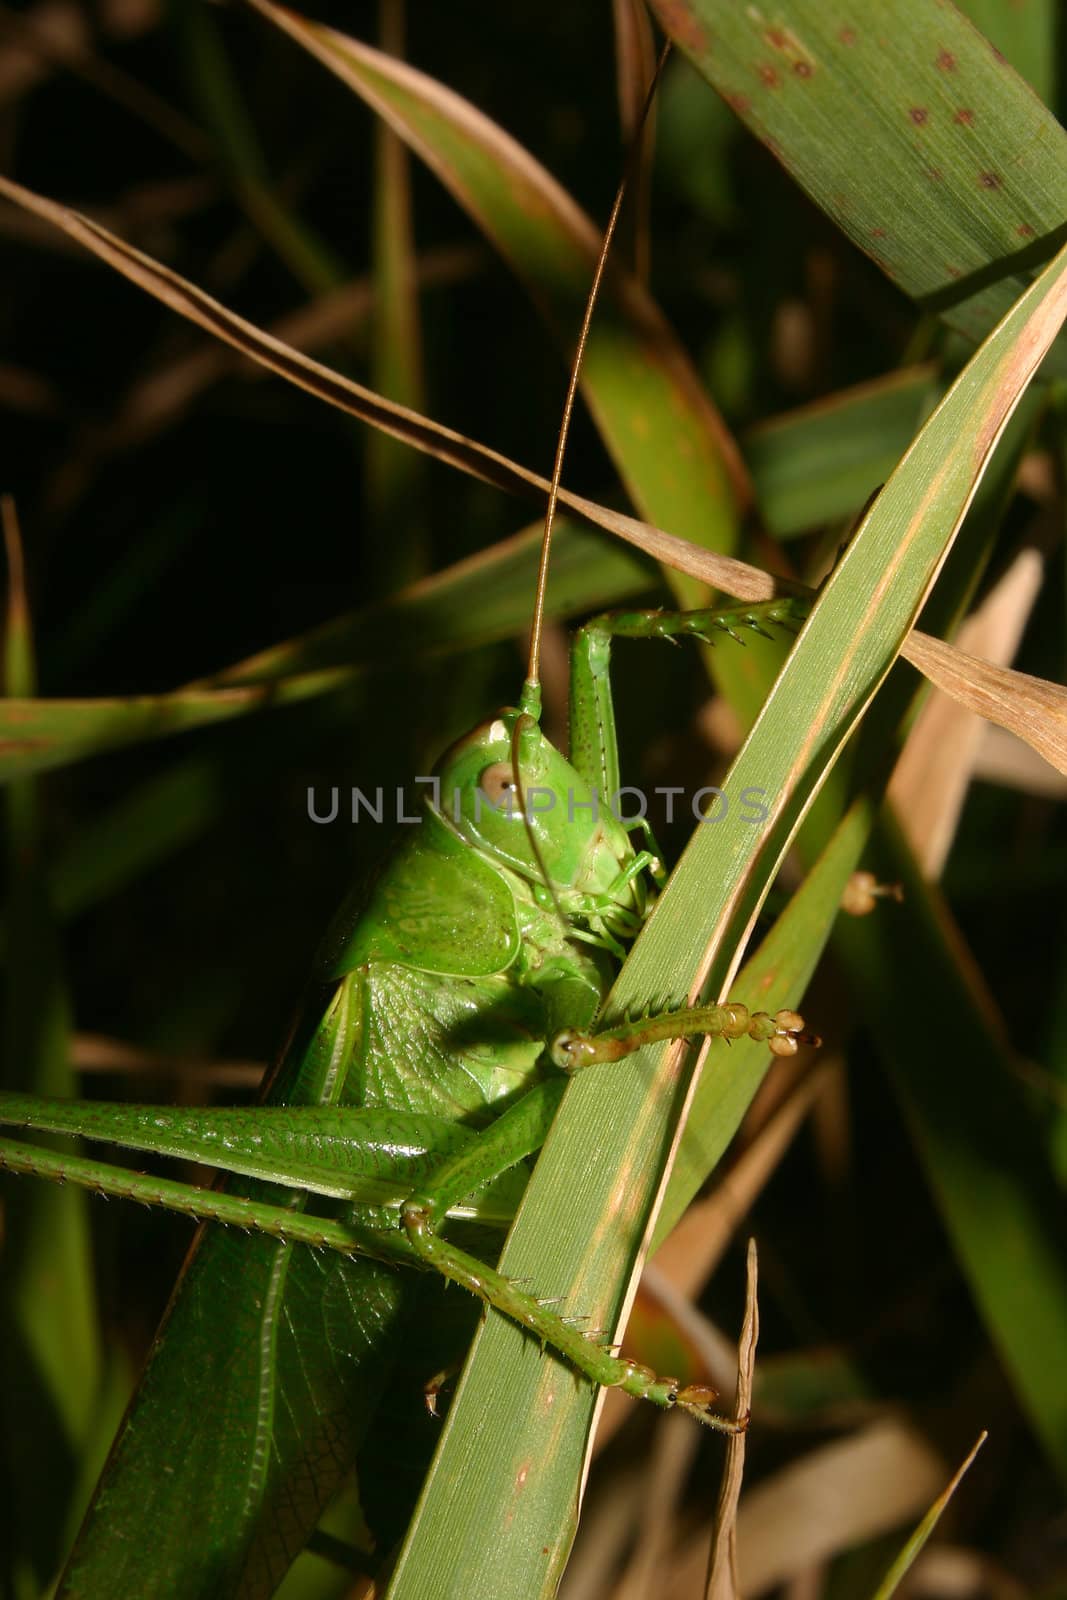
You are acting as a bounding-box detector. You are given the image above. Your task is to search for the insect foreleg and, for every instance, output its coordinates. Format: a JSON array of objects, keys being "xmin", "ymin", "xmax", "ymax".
[{"xmin": 566, "ymin": 596, "xmax": 809, "ymax": 801}]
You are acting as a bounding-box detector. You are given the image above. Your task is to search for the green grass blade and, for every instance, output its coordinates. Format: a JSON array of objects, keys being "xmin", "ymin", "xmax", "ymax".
[
  {"xmin": 743, "ymin": 367, "xmax": 938, "ymax": 539},
  {"xmin": 365, "ymin": 1, "xmax": 428, "ymax": 595},
  {"xmin": 6, "ymin": 165, "xmax": 1060, "ymax": 780},
  {"xmin": 174, "ymin": 3, "xmax": 345, "ymax": 294},
  {"xmin": 869, "ymin": 1433, "xmax": 987, "ymax": 1600},
  {"xmin": 246, "ymin": 0, "xmax": 748, "ymax": 597},
  {"xmin": 0, "ymin": 520, "xmax": 651, "ymax": 782},
  {"xmin": 383, "ymin": 212, "xmax": 1067, "ymax": 1600},
  {"xmin": 837, "ymin": 815, "xmax": 1067, "ymax": 1482},
  {"xmin": 0, "ymin": 502, "xmax": 102, "ymax": 1592},
  {"xmin": 659, "ymin": 382, "xmax": 1041, "ymax": 1235},
  {"xmin": 649, "ymin": 0, "xmax": 1067, "ymax": 368}
]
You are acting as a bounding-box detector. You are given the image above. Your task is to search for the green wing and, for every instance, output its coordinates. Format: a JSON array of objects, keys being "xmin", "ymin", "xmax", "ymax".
[{"xmin": 318, "ymin": 808, "xmax": 522, "ymax": 980}]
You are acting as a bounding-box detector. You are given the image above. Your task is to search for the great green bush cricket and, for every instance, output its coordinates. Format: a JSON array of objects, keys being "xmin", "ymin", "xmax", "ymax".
[{"xmin": 0, "ymin": 43, "xmax": 819, "ymax": 1597}]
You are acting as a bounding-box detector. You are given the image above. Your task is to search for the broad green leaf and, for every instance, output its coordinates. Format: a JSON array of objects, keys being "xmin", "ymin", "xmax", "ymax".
[
  {"xmin": 959, "ymin": 0, "xmax": 1056, "ymax": 104},
  {"xmin": 649, "ymin": 0, "xmax": 1067, "ymax": 369}
]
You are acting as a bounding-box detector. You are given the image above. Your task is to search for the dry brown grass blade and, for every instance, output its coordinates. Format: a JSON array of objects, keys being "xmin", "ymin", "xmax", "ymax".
[
  {"xmin": 903, "ymin": 627, "xmax": 1067, "ymax": 781},
  {"xmin": 611, "ymin": 1417, "xmax": 699, "ymax": 1600},
  {"xmin": 3, "ymin": 173, "xmax": 1065, "ymax": 775},
  {"xmin": 973, "ymin": 723, "xmax": 1067, "ymax": 797},
  {"xmin": 656, "ymin": 1065, "xmax": 833, "ymax": 1305},
  {"xmin": 0, "ymin": 173, "xmax": 756, "ymax": 586},
  {"xmin": 666, "ymin": 1421, "xmax": 947, "ymax": 1599},
  {"xmin": 611, "ymin": 0, "xmax": 656, "ymax": 284},
  {"xmin": 891, "ymin": 548, "xmax": 1045, "ymax": 874},
  {"xmin": 71, "ymin": 1033, "xmax": 264, "ymax": 1088},
  {"xmin": 901, "ymin": 1544, "xmax": 1025, "ymax": 1600},
  {"xmin": 1, "ymin": 494, "xmax": 28, "ymax": 646},
  {"xmin": 704, "ymin": 1238, "xmax": 759, "ymax": 1600}
]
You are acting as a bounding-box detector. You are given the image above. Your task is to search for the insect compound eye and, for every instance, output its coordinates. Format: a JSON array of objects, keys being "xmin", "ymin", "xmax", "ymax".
[{"xmin": 477, "ymin": 761, "xmax": 522, "ymax": 818}]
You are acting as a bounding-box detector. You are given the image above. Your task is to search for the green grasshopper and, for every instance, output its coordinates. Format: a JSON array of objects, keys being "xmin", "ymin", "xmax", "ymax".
[{"xmin": 0, "ymin": 72, "xmax": 816, "ymax": 1600}]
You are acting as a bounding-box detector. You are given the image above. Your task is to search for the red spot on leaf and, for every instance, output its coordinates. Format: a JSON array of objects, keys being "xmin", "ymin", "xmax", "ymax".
[
  {"xmin": 954, "ymin": 107, "xmax": 975, "ymax": 125},
  {"xmin": 758, "ymin": 63, "xmax": 780, "ymax": 87},
  {"xmin": 871, "ymin": 226, "xmax": 887, "ymax": 238},
  {"xmin": 727, "ymin": 91, "xmax": 751, "ymax": 115},
  {"xmin": 936, "ymin": 49, "xmax": 956, "ymax": 70},
  {"xmin": 767, "ymin": 26, "xmax": 786, "ymax": 47},
  {"xmin": 793, "ymin": 59, "xmax": 813, "ymax": 78},
  {"xmin": 927, "ymin": 167, "xmax": 944, "ymax": 181},
  {"xmin": 651, "ymin": 0, "xmax": 710, "ymax": 55},
  {"xmin": 839, "ymin": 26, "xmax": 857, "ymax": 44},
  {"xmin": 1017, "ymin": 222, "xmax": 1036, "ymax": 238},
  {"xmin": 991, "ymin": 43, "xmax": 1007, "ymax": 64},
  {"xmin": 946, "ymin": 265, "xmax": 962, "ymax": 278},
  {"xmin": 979, "ymin": 171, "xmax": 1001, "ymax": 189},
  {"xmin": 909, "ymin": 106, "xmax": 928, "ymax": 124}
]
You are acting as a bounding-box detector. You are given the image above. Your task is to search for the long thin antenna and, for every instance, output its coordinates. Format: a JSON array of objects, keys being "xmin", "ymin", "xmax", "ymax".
[{"xmin": 524, "ymin": 40, "xmax": 669, "ymax": 695}]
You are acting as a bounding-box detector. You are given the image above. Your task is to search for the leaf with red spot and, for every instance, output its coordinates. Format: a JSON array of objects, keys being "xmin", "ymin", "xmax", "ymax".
[{"xmin": 648, "ymin": 0, "xmax": 1067, "ymax": 370}]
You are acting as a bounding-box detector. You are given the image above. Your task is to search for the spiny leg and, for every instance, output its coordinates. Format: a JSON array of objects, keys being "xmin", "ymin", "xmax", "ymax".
[
  {"xmin": 0, "ymin": 1090, "xmax": 745, "ymax": 1428},
  {"xmin": 551, "ymin": 1001, "xmax": 820, "ymax": 1070},
  {"xmin": 397, "ymin": 1078, "xmax": 742, "ymax": 1431},
  {"xmin": 567, "ymin": 596, "xmax": 809, "ymax": 799}
]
